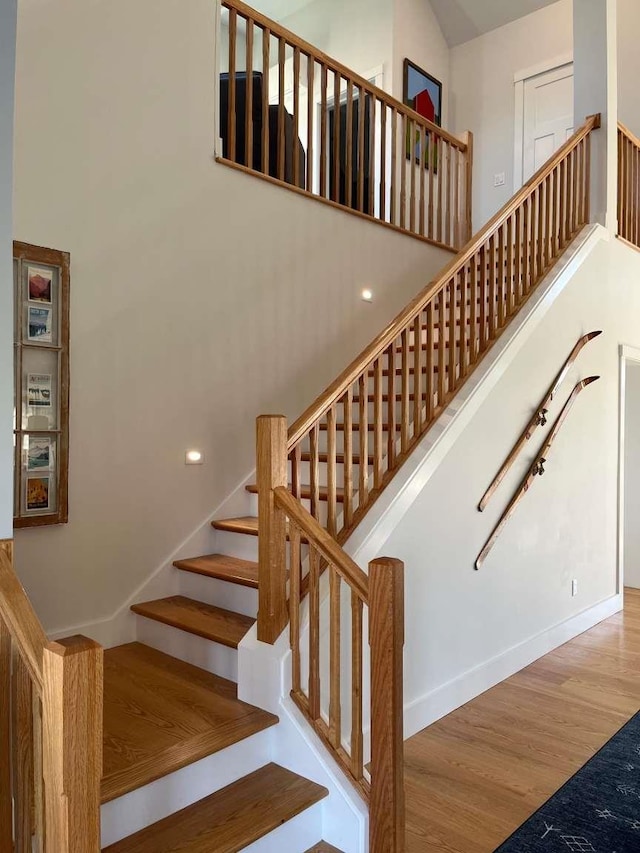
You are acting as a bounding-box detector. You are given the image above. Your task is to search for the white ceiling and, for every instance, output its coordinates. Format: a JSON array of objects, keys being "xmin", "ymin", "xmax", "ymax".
[{"xmin": 429, "ymin": 0, "xmax": 562, "ymax": 47}]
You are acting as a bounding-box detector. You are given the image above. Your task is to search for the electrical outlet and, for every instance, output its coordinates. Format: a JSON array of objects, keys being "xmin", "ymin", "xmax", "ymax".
[
  {"xmin": 572, "ymin": 579, "xmax": 578, "ymax": 597},
  {"xmin": 494, "ymin": 172, "xmax": 506, "ymax": 188}
]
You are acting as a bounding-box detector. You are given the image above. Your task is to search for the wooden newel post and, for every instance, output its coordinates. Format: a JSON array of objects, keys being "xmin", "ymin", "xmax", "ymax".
[
  {"xmin": 42, "ymin": 635, "xmax": 103, "ymax": 853},
  {"xmin": 369, "ymin": 557, "xmax": 405, "ymax": 853},
  {"xmin": 460, "ymin": 130, "xmax": 474, "ymax": 245},
  {"xmin": 256, "ymin": 415, "xmax": 288, "ymax": 644},
  {"xmin": 0, "ymin": 617, "xmax": 11, "ymax": 852}
]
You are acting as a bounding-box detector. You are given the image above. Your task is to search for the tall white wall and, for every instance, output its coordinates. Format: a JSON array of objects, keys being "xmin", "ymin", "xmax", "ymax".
[
  {"xmin": 624, "ymin": 361, "xmax": 640, "ymax": 589},
  {"xmin": 392, "ymin": 0, "xmax": 450, "ymax": 126},
  {"xmin": 450, "ymin": 0, "xmax": 573, "ymax": 230},
  {"xmin": 11, "ymin": 0, "xmax": 451, "ymax": 633},
  {"xmin": 0, "ymin": 0, "xmax": 17, "ymax": 541},
  {"xmin": 617, "ymin": 0, "xmax": 640, "ymax": 137},
  {"xmin": 375, "ymin": 233, "xmax": 637, "ymax": 720}
]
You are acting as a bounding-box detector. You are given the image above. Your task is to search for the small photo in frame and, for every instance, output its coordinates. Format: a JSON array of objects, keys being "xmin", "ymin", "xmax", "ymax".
[
  {"xmin": 27, "ymin": 437, "xmax": 52, "ymax": 471},
  {"xmin": 27, "ymin": 373, "xmax": 52, "ymax": 408},
  {"xmin": 28, "ymin": 267, "xmax": 53, "ymax": 303},
  {"xmin": 28, "ymin": 306, "xmax": 53, "ymax": 343},
  {"xmin": 403, "ymin": 59, "xmax": 443, "ymax": 170},
  {"xmin": 26, "ymin": 476, "xmax": 50, "ymax": 512}
]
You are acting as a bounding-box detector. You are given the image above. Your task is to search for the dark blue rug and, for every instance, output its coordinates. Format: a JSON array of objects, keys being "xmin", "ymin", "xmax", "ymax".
[{"xmin": 494, "ymin": 711, "xmax": 640, "ymax": 852}]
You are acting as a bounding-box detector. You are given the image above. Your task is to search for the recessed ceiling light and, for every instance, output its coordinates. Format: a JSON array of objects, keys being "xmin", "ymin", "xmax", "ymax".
[
  {"xmin": 185, "ymin": 450, "xmax": 204, "ymax": 465},
  {"xmin": 361, "ymin": 289, "xmax": 373, "ymax": 302}
]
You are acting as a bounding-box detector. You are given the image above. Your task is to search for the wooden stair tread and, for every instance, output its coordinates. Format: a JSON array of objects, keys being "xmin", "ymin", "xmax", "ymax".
[
  {"xmin": 174, "ymin": 554, "xmax": 259, "ymax": 588},
  {"xmin": 304, "ymin": 844, "xmax": 345, "ymax": 853},
  {"xmin": 101, "ymin": 643, "xmax": 277, "ymax": 804},
  {"xmin": 102, "ymin": 763, "xmax": 328, "ymax": 853},
  {"xmin": 246, "ymin": 483, "xmax": 345, "ymax": 503},
  {"xmin": 212, "ymin": 516, "xmax": 308, "ymax": 542},
  {"xmin": 131, "ymin": 597, "xmax": 254, "ymax": 647}
]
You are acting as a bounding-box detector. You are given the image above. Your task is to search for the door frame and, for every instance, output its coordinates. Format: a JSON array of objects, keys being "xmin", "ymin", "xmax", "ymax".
[
  {"xmin": 513, "ymin": 53, "xmax": 573, "ymax": 190},
  {"xmin": 618, "ymin": 344, "xmax": 640, "ymax": 594}
]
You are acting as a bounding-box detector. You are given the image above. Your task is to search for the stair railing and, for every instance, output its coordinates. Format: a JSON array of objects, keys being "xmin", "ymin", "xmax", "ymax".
[
  {"xmin": 218, "ymin": 0, "xmax": 472, "ymax": 251},
  {"xmin": 256, "ymin": 416, "xmax": 405, "ymax": 853},
  {"xmin": 618, "ymin": 121, "xmax": 640, "ymax": 248},
  {"xmin": 0, "ymin": 542, "xmax": 103, "ymax": 853}
]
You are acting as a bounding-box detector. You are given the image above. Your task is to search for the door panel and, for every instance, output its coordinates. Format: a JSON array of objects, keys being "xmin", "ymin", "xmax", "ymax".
[{"xmin": 522, "ymin": 63, "xmax": 574, "ymax": 181}]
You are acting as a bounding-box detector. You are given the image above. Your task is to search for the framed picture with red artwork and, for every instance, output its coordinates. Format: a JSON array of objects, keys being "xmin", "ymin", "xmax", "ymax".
[{"xmin": 403, "ymin": 58, "xmax": 442, "ymax": 170}]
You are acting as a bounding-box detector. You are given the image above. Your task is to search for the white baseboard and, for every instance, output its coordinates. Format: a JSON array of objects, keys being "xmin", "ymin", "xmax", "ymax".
[{"xmin": 403, "ymin": 592, "xmax": 623, "ymax": 740}]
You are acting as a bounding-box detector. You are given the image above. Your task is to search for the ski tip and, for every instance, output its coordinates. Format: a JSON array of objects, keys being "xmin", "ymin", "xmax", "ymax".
[
  {"xmin": 586, "ymin": 330, "xmax": 603, "ymax": 340},
  {"xmin": 583, "ymin": 375, "xmax": 600, "ymax": 386}
]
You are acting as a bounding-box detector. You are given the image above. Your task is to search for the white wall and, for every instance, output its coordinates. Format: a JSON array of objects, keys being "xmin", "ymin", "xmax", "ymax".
[
  {"xmin": 617, "ymin": 0, "xmax": 640, "ymax": 138},
  {"xmin": 450, "ymin": 0, "xmax": 573, "ymax": 230},
  {"xmin": 392, "ymin": 0, "xmax": 450, "ymax": 126},
  {"xmin": 624, "ymin": 361, "xmax": 640, "ymax": 589},
  {"xmin": 374, "ymin": 233, "xmax": 640, "ymax": 718},
  {"xmin": 11, "ymin": 0, "xmax": 451, "ymax": 633},
  {"xmin": 0, "ymin": 0, "xmax": 17, "ymax": 541},
  {"xmin": 278, "ymin": 0, "xmax": 395, "ymax": 88}
]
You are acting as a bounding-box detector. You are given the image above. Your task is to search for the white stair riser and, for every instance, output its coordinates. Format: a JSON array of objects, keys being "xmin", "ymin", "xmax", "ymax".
[
  {"xmin": 100, "ymin": 729, "xmax": 273, "ymax": 847},
  {"xmin": 136, "ymin": 616, "xmax": 238, "ymax": 682},
  {"xmin": 239, "ymin": 802, "xmax": 324, "ymax": 852},
  {"xmin": 214, "ymin": 529, "xmax": 260, "ymax": 562},
  {"xmin": 178, "ymin": 570, "xmax": 258, "ymax": 618}
]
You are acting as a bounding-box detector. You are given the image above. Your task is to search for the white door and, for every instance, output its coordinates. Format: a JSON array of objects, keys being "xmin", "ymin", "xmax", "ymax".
[{"xmin": 521, "ymin": 63, "xmax": 574, "ymax": 183}]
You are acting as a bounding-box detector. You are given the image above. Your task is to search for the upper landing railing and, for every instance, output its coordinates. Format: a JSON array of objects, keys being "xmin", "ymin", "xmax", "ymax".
[
  {"xmin": 217, "ymin": 0, "xmax": 473, "ymax": 251},
  {"xmin": 618, "ymin": 121, "xmax": 640, "ymax": 249}
]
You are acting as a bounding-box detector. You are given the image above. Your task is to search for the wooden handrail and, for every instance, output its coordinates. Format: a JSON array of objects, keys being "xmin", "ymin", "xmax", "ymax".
[
  {"xmin": 288, "ymin": 113, "xmax": 601, "ymax": 449},
  {"xmin": 222, "ymin": 0, "xmax": 466, "ymax": 153},
  {"xmin": 0, "ymin": 550, "xmax": 46, "ymax": 693},
  {"xmin": 274, "ymin": 486, "xmax": 369, "ymax": 602}
]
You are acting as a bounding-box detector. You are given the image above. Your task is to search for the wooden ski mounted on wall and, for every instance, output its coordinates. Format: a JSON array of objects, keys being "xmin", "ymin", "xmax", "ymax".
[
  {"xmin": 478, "ymin": 331, "xmax": 602, "ymax": 512},
  {"xmin": 475, "ymin": 376, "xmax": 600, "ymax": 570}
]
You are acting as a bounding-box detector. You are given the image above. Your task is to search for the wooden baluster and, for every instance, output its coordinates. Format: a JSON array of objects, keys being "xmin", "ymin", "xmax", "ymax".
[
  {"xmin": 307, "ymin": 57, "xmax": 314, "ymax": 192},
  {"xmin": 320, "ymin": 65, "xmax": 328, "ymax": 197},
  {"xmin": 358, "ymin": 373, "xmax": 369, "ymax": 509},
  {"xmin": 261, "ymin": 27, "xmax": 270, "ymax": 175},
  {"xmin": 419, "ymin": 126, "xmax": 426, "ymax": 237},
  {"xmin": 350, "ymin": 590, "xmax": 364, "ymax": 782},
  {"xmin": 400, "ymin": 328, "xmax": 410, "ymax": 453},
  {"xmin": 413, "ymin": 315, "xmax": 423, "ymax": 436},
  {"xmin": 522, "ymin": 197, "xmax": 531, "ymax": 296},
  {"xmin": 293, "ymin": 47, "xmax": 301, "ymax": 188},
  {"xmin": 548, "ymin": 167, "xmax": 556, "ymax": 260},
  {"xmin": 438, "ymin": 289, "xmax": 446, "ymax": 406},
  {"xmin": 333, "ymin": 71, "xmax": 341, "ymax": 203},
  {"xmin": 463, "ymin": 131, "xmax": 474, "ymax": 243},
  {"xmin": 310, "ymin": 423, "xmax": 320, "ymax": 521},
  {"xmin": 617, "ymin": 132, "xmax": 623, "ymax": 236},
  {"xmin": 245, "ymin": 19, "xmax": 254, "ymax": 169},
  {"xmin": 256, "ymin": 415, "xmax": 288, "ymax": 644},
  {"xmin": 290, "ymin": 526, "xmax": 302, "ymax": 694},
  {"xmin": 409, "ymin": 119, "xmax": 416, "ymax": 233},
  {"xmin": 428, "ymin": 131, "xmax": 435, "ymax": 240},
  {"xmin": 358, "ymin": 85, "xmax": 366, "ymax": 213},
  {"xmin": 514, "ymin": 207, "xmax": 523, "ymax": 306},
  {"xmin": 13, "ymin": 651, "xmax": 33, "ymax": 853},
  {"xmin": 460, "ymin": 264, "xmax": 468, "ymax": 378},
  {"xmin": 479, "ymin": 244, "xmax": 488, "ymax": 351},
  {"xmin": 469, "ymin": 252, "xmax": 479, "ymax": 366},
  {"xmin": 0, "ymin": 618, "xmax": 11, "ymax": 852},
  {"xmin": 561, "ymin": 158, "xmax": 568, "ymax": 247},
  {"xmin": 507, "ymin": 215, "xmax": 515, "ymax": 316},
  {"xmin": 400, "ymin": 115, "xmax": 407, "ymax": 229},
  {"xmin": 329, "ymin": 567, "xmax": 341, "ymax": 750},
  {"xmin": 386, "ymin": 344, "xmax": 396, "ymax": 469},
  {"xmin": 488, "ymin": 235, "xmax": 497, "ymax": 339},
  {"xmin": 291, "ymin": 444, "xmax": 302, "ymax": 501},
  {"xmin": 390, "ymin": 108, "xmax": 398, "ymax": 225},
  {"xmin": 437, "ymin": 134, "xmax": 444, "ymax": 244},
  {"xmin": 426, "ymin": 301, "xmax": 435, "ymax": 421},
  {"xmin": 374, "ymin": 357, "xmax": 384, "ymax": 489},
  {"xmin": 278, "ymin": 38, "xmax": 286, "ymax": 182},
  {"xmin": 344, "ymin": 386, "xmax": 354, "ymax": 528},
  {"xmin": 578, "ymin": 139, "xmax": 585, "ymax": 226},
  {"xmin": 327, "ymin": 405, "xmax": 338, "ymax": 537},
  {"xmin": 228, "ymin": 9, "xmax": 237, "ymax": 162},
  {"xmin": 537, "ymin": 182, "xmax": 545, "ymax": 277},
  {"xmin": 448, "ymin": 278, "xmax": 457, "ymax": 393},
  {"xmin": 623, "ymin": 138, "xmax": 628, "ymax": 240},
  {"xmin": 369, "ymin": 557, "xmax": 405, "ymax": 853},
  {"xmin": 369, "ymin": 95, "xmax": 376, "ymax": 217},
  {"xmin": 452, "ymin": 146, "xmax": 460, "ymax": 248},
  {"xmin": 497, "ymin": 225, "xmax": 505, "ymax": 329},
  {"xmin": 42, "ymin": 636, "xmax": 103, "ymax": 853},
  {"xmin": 345, "ymin": 81, "xmax": 354, "ymax": 209},
  {"xmin": 308, "ymin": 547, "xmax": 321, "ymax": 720},
  {"xmin": 380, "ymin": 105, "xmax": 387, "ymax": 221},
  {"xmin": 586, "ymin": 134, "xmax": 592, "ymax": 223},
  {"xmin": 32, "ymin": 693, "xmax": 44, "ymax": 853},
  {"xmin": 445, "ymin": 141, "xmax": 453, "ymax": 247}
]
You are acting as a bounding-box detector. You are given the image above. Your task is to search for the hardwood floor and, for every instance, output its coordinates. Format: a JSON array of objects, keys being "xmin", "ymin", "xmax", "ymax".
[{"xmin": 404, "ymin": 589, "xmax": 640, "ymax": 852}]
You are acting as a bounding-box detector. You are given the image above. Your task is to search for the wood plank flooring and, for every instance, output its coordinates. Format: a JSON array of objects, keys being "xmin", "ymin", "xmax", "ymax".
[{"xmin": 404, "ymin": 589, "xmax": 640, "ymax": 852}]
